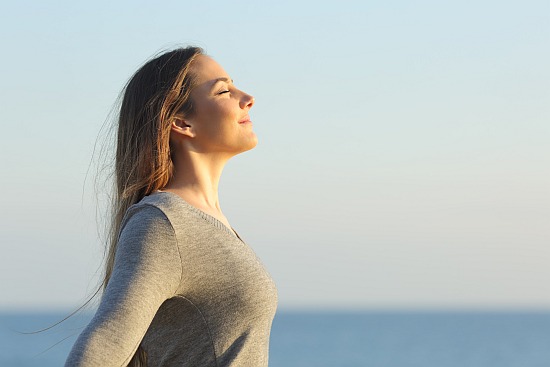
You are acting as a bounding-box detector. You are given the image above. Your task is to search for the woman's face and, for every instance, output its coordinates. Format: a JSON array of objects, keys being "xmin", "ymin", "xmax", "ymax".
[{"xmin": 183, "ymin": 55, "xmax": 257, "ymax": 155}]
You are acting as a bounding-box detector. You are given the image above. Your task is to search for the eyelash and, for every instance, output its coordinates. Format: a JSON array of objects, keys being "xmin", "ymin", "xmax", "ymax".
[{"xmin": 218, "ymin": 90, "xmax": 230, "ymax": 95}]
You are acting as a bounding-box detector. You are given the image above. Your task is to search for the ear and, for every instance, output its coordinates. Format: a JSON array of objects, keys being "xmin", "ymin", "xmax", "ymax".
[{"xmin": 171, "ymin": 117, "xmax": 195, "ymax": 138}]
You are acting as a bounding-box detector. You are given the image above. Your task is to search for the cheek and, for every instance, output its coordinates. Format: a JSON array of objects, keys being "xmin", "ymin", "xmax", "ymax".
[
  {"xmin": 200, "ymin": 100, "xmax": 232, "ymax": 120},
  {"xmin": 214, "ymin": 101, "xmax": 237, "ymax": 120},
  {"xmin": 193, "ymin": 99, "xmax": 238, "ymax": 136}
]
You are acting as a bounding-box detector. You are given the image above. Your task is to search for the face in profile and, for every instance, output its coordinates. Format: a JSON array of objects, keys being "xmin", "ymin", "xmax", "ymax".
[{"xmin": 181, "ymin": 55, "xmax": 257, "ymax": 156}]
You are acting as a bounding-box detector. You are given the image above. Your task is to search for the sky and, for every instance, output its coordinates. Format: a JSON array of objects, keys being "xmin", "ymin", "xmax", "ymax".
[{"xmin": 1, "ymin": 0, "xmax": 549, "ymax": 311}]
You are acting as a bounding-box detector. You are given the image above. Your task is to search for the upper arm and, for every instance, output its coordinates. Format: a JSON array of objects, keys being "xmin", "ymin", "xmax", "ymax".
[{"xmin": 65, "ymin": 205, "xmax": 183, "ymax": 366}]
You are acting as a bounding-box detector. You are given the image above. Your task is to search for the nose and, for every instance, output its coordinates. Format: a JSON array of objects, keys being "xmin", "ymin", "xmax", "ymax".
[{"xmin": 240, "ymin": 91, "xmax": 255, "ymax": 109}]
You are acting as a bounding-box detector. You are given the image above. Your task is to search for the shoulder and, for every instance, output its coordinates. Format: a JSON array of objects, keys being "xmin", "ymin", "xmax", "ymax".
[
  {"xmin": 115, "ymin": 193, "xmax": 184, "ymax": 281},
  {"xmin": 124, "ymin": 191, "xmax": 197, "ymax": 226},
  {"xmin": 117, "ymin": 192, "xmax": 188, "ymax": 260}
]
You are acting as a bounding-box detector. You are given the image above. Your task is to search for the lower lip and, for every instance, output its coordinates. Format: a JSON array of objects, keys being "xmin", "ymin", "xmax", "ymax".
[{"xmin": 239, "ymin": 120, "xmax": 252, "ymax": 125}]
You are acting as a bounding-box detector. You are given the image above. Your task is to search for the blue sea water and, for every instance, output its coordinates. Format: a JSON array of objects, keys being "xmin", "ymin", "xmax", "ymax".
[{"xmin": 1, "ymin": 311, "xmax": 549, "ymax": 366}]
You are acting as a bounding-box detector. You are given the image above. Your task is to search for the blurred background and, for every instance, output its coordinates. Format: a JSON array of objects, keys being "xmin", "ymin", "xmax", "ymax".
[{"xmin": 1, "ymin": 0, "xmax": 549, "ymax": 366}]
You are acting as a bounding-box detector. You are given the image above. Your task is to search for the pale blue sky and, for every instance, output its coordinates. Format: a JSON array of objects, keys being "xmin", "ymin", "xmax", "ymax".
[{"xmin": 1, "ymin": 0, "xmax": 549, "ymax": 310}]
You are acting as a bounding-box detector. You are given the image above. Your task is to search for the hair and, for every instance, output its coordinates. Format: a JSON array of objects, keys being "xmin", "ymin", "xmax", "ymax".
[{"xmin": 105, "ymin": 46, "xmax": 204, "ymax": 366}]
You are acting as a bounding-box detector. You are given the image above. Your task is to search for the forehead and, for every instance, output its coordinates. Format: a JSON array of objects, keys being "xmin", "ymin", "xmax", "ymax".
[{"xmin": 191, "ymin": 55, "xmax": 230, "ymax": 85}]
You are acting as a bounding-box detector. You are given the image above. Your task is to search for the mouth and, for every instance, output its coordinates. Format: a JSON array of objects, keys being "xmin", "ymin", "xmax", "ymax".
[{"xmin": 238, "ymin": 115, "xmax": 252, "ymax": 124}]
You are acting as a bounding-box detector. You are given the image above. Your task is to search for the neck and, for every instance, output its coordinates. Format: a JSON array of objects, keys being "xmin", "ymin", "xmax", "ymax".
[{"xmin": 164, "ymin": 151, "xmax": 230, "ymax": 212}]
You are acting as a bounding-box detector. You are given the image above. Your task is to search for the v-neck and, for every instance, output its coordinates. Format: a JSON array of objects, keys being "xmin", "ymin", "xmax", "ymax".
[{"xmin": 154, "ymin": 191, "xmax": 244, "ymax": 243}]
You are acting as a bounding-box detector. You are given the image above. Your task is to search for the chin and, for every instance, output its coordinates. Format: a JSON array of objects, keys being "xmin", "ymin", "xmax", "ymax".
[{"xmin": 241, "ymin": 137, "xmax": 258, "ymax": 153}]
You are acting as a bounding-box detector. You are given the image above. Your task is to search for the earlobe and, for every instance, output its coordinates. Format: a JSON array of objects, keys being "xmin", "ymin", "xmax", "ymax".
[{"xmin": 171, "ymin": 117, "xmax": 195, "ymax": 138}]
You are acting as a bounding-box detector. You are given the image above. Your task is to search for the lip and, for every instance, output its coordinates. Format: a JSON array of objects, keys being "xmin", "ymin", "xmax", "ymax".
[{"xmin": 238, "ymin": 115, "xmax": 251, "ymax": 124}]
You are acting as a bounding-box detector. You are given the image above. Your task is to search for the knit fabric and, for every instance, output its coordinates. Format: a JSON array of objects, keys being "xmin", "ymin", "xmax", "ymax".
[{"xmin": 65, "ymin": 191, "xmax": 278, "ymax": 366}]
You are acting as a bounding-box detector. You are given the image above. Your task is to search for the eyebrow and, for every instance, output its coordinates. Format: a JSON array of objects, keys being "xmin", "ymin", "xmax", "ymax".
[{"xmin": 211, "ymin": 77, "xmax": 233, "ymax": 88}]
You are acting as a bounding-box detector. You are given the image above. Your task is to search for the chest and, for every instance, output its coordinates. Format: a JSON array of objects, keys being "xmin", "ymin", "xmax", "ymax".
[{"xmin": 174, "ymin": 221, "xmax": 278, "ymax": 318}]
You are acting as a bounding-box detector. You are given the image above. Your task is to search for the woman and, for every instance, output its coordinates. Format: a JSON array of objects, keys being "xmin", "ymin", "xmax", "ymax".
[{"xmin": 65, "ymin": 46, "xmax": 278, "ymax": 366}]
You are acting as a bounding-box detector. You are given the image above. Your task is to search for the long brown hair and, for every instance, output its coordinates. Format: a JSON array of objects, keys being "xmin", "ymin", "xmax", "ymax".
[{"xmin": 104, "ymin": 46, "xmax": 203, "ymax": 366}]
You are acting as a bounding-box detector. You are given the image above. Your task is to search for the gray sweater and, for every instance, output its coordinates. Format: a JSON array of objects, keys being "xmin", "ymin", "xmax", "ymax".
[{"xmin": 65, "ymin": 191, "xmax": 278, "ymax": 366}]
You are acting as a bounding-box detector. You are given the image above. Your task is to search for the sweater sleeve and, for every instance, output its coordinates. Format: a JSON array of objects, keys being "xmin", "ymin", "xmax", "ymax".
[{"xmin": 65, "ymin": 204, "xmax": 183, "ymax": 366}]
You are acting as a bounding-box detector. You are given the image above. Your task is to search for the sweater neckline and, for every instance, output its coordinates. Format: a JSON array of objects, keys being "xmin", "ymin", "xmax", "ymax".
[{"xmin": 153, "ymin": 190, "xmax": 243, "ymax": 242}]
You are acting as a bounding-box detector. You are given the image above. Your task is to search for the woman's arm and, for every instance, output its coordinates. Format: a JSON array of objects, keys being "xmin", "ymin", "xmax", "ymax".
[{"xmin": 65, "ymin": 204, "xmax": 183, "ymax": 366}]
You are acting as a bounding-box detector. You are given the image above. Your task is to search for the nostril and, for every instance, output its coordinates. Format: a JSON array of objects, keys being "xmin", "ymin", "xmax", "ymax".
[{"xmin": 241, "ymin": 94, "xmax": 255, "ymax": 109}]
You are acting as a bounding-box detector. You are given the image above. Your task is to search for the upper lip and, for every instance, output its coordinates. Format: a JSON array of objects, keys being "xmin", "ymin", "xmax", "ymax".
[{"xmin": 238, "ymin": 115, "xmax": 251, "ymax": 123}]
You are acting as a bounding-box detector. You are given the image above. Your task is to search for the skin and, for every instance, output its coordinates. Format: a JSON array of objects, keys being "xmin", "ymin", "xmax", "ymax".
[{"xmin": 163, "ymin": 55, "xmax": 256, "ymax": 229}]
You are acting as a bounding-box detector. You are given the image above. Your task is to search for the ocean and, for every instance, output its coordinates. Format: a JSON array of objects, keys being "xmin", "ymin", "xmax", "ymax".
[{"xmin": 1, "ymin": 311, "xmax": 549, "ymax": 366}]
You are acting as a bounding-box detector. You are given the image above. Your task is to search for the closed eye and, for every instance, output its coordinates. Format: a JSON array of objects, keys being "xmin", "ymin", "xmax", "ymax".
[{"xmin": 218, "ymin": 90, "xmax": 230, "ymax": 95}]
